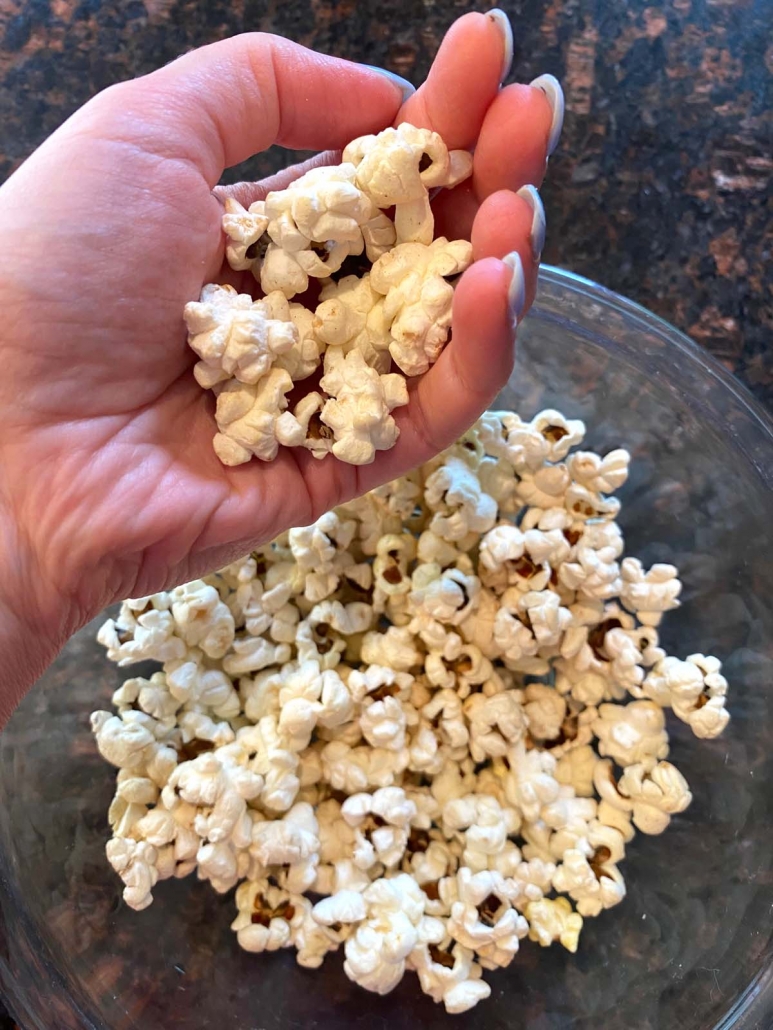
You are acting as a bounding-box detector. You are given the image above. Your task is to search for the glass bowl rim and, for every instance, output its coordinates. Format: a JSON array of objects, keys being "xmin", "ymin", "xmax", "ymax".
[{"xmin": 537, "ymin": 264, "xmax": 773, "ymax": 442}]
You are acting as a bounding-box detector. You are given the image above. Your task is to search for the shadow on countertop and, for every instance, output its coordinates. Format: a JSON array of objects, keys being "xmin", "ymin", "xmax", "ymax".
[{"xmin": 0, "ymin": 0, "xmax": 770, "ymax": 408}]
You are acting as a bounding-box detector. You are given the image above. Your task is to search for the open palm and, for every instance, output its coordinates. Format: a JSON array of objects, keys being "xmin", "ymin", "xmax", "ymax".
[{"xmin": 0, "ymin": 14, "xmax": 556, "ymax": 681}]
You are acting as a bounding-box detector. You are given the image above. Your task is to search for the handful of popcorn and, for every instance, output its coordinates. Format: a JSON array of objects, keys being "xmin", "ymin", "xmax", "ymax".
[
  {"xmin": 92, "ymin": 407, "xmax": 730, "ymax": 1013},
  {"xmin": 185, "ymin": 123, "xmax": 474, "ymax": 466}
]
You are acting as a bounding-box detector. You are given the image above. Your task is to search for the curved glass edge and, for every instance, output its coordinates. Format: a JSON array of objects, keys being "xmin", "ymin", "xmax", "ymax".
[{"xmin": 537, "ymin": 265, "xmax": 773, "ymax": 438}]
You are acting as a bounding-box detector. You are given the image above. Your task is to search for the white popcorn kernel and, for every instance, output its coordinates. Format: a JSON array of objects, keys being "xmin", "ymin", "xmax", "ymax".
[
  {"xmin": 592, "ymin": 700, "xmax": 669, "ymax": 771},
  {"xmin": 213, "ymin": 368, "xmax": 299, "ymax": 465},
  {"xmin": 231, "ymin": 880, "xmax": 302, "ymax": 953},
  {"xmin": 643, "ymin": 653, "xmax": 730, "ymax": 738},
  {"xmin": 370, "ymin": 237, "xmax": 472, "ymax": 375},
  {"xmin": 555, "ymin": 745, "xmax": 598, "ymax": 797},
  {"xmin": 504, "ymin": 743, "xmax": 560, "ymax": 822},
  {"xmin": 223, "ymin": 636, "xmax": 291, "ymax": 677},
  {"xmin": 446, "ymin": 867, "xmax": 529, "ymax": 968},
  {"xmin": 266, "ymin": 164, "xmax": 372, "ymax": 247},
  {"xmin": 341, "ymin": 787, "xmax": 416, "ymax": 870},
  {"xmin": 275, "ymin": 301, "xmax": 323, "ymax": 381},
  {"xmin": 170, "ymin": 580, "xmax": 235, "ymax": 659},
  {"xmin": 315, "ymin": 273, "xmax": 391, "ymax": 372},
  {"xmin": 618, "ymin": 760, "xmax": 692, "ymax": 834},
  {"xmin": 221, "ymin": 197, "xmax": 269, "ymax": 272},
  {"xmin": 409, "ymin": 563, "xmax": 480, "ymax": 626},
  {"xmin": 106, "ymin": 838, "xmax": 160, "ymax": 911},
  {"xmin": 313, "ymin": 890, "xmax": 367, "ymax": 926},
  {"xmin": 344, "ymin": 123, "xmax": 471, "ymax": 246},
  {"xmin": 442, "ymin": 794, "xmax": 516, "ymax": 872},
  {"xmin": 424, "ymin": 457, "xmax": 497, "ymax": 542},
  {"xmin": 559, "ymin": 521, "xmax": 624, "ymax": 600},
  {"xmin": 184, "ymin": 284, "xmax": 297, "ymax": 387},
  {"xmin": 97, "ymin": 607, "xmax": 186, "ymax": 667},
  {"xmin": 319, "ymin": 348, "xmax": 408, "ymax": 465},
  {"xmin": 464, "ymin": 692, "xmax": 526, "ymax": 762},
  {"xmin": 567, "ymin": 448, "xmax": 630, "ymax": 494},
  {"xmin": 552, "ymin": 846, "xmax": 626, "ymax": 918},
  {"xmin": 343, "ymin": 873, "xmax": 433, "ymax": 995},
  {"xmin": 620, "ymin": 557, "xmax": 681, "ymax": 626},
  {"xmin": 360, "ymin": 626, "xmax": 421, "ymax": 670},
  {"xmin": 409, "ymin": 942, "xmax": 491, "ymax": 1013}
]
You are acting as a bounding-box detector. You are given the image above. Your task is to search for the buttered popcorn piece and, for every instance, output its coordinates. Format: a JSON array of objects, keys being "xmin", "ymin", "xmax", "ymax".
[{"xmin": 94, "ymin": 401, "xmax": 732, "ymax": 1013}]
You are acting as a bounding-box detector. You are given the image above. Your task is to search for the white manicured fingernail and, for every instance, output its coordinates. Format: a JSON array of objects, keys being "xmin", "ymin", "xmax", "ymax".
[
  {"xmin": 516, "ymin": 184, "xmax": 546, "ymax": 261},
  {"xmin": 487, "ymin": 9, "xmax": 514, "ymax": 84},
  {"xmin": 503, "ymin": 251, "xmax": 526, "ymax": 326},
  {"xmin": 362, "ymin": 65, "xmax": 416, "ymax": 104},
  {"xmin": 529, "ymin": 73, "xmax": 565, "ymax": 155}
]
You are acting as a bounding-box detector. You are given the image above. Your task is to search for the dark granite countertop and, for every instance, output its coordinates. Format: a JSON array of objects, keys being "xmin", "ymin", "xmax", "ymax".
[{"xmin": 0, "ymin": 0, "xmax": 770, "ymax": 1024}]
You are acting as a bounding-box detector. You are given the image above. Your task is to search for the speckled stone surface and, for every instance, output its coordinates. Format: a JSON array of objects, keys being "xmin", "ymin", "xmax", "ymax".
[{"xmin": 0, "ymin": 1, "xmax": 770, "ymax": 1022}]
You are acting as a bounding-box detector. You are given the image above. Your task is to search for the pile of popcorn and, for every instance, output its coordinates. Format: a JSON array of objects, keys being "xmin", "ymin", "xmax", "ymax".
[
  {"xmin": 91, "ymin": 407, "xmax": 730, "ymax": 1013},
  {"xmin": 184, "ymin": 123, "xmax": 474, "ymax": 466}
]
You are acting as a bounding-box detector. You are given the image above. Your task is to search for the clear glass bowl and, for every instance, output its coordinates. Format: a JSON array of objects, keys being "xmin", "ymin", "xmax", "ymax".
[{"xmin": 2, "ymin": 266, "xmax": 772, "ymax": 1030}]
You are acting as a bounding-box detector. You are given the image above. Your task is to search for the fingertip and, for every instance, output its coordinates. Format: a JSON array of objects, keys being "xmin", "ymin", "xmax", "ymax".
[
  {"xmin": 398, "ymin": 11, "xmax": 504, "ymax": 148},
  {"xmin": 471, "ymin": 189, "xmax": 540, "ymax": 311},
  {"xmin": 358, "ymin": 64, "xmax": 416, "ymax": 105},
  {"xmin": 472, "ymin": 82, "xmax": 555, "ymax": 198}
]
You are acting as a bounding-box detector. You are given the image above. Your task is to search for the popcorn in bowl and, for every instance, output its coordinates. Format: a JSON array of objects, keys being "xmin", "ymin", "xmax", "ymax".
[{"xmin": 93, "ymin": 406, "xmax": 731, "ymax": 1013}]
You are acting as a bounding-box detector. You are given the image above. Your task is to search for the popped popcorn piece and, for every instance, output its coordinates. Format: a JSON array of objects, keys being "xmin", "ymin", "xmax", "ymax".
[
  {"xmin": 170, "ymin": 580, "xmax": 235, "ymax": 659},
  {"xmin": 424, "ymin": 456, "xmax": 498, "ymax": 542},
  {"xmin": 409, "ymin": 942, "xmax": 491, "ymax": 1013},
  {"xmin": 552, "ymin": 846, "xmax": 626, "ymax": 917},
  {"xmin": 184, "ymin": 284, "xmax": 297, "ymax": 388},
  {"xmin": 343, "ymin": 122, "xmax": 472, "ymax": 244},
  {"xmin": 213, "ymin": 368, "xmax": 299, "ymax": 465},
  {"xmin": 315, "ymin": 273, "xmax": 391, "ymax": 372},
  {"xmin": 97, "ymin": 606, "xmax": 186, "ymax": 667},
  {"xmin": 642, "ymin": 653, "xmax": 730, "ymax": 738},
  {"xmin": 231, "ymin": 880, "xmax": 303, "ymax": 953},
  {"xmin": 106, "ymin": 838, "xmax": 160, "ymax": 912},
  {"xmin": 221, "ymin": 197, "xmax": 269, "ymax": 272},
  {"xmin": 442, "ymin": 794, "xmax": 517, "ymax": 871},
  {"xmin": 343, "ymin": 873, "xmax": 441, "ymax": 995},
  {"xmin": 594, "ymin": 758, "xmax": 692, "ymax": 835},
  {"xmin": 341, "ymin": 786, "xmax": 416, "ymax": 869},
  {"xmin": 567, "ymin": 448, "xmax": 630, "ymax": 494},
  {"xmin": 320, "ymin": 348, "xmax": 408, "ymax": 465},
  {"xmin": 525, "ymin": 897, "xmax": 583, "ymax": 952},
  {"xmin": 620, "ymin": 557, "xmax": 682, "ymax": 626},
  {"xmin": 592, "ymin": 700, "xmax": 669, "ymax": 771},
  {"xmin": 370, "ymin": 237, "xmax": 473, "ymax": 375}
]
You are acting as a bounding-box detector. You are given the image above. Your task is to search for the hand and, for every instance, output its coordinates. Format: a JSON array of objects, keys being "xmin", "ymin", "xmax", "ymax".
[{"xmin": 0, "ymin": 12, "xmax": 559, "ymax": 711}]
